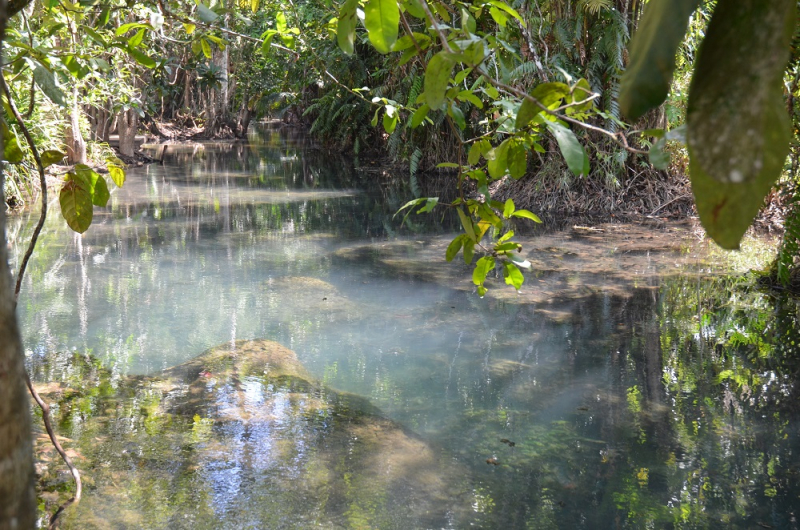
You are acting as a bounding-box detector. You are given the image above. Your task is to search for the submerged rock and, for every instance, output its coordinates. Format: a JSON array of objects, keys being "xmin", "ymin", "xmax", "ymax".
[{"xmin": 39, "ymin": 339, "xmax": 473, "ymax": 529}]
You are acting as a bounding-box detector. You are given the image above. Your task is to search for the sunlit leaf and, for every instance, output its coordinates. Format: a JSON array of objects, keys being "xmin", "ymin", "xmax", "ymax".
[
  {"xmin": 75, "ymin": 164, "xmax": 110, "ymax": 207},
  {"xmin": 107, "ymin": 162, "xmax": 126, "ymax": 187},
  {"xmin": 41, "ymin": 149, "xmax": 66, "ymax": 168},
  {"xmin": 128, "ymin": 28, "xmax": 146, "ymax": 47},
  {"xmin": 516, "ymin": 82, "xmax": 569, "ymax": 130},
  {"xmin": 364, "ymin": 0, "xmax": 399, "ymax": 54},
  {"xmin": 60, "ymin": 173, "xmax": 93, "ymax": 233},
  {"xmin": 510, "ymin": 209, "xmax": 542, "ymax": 223},
  {"xmin": 473, "ymin": 256, "xmax": 495, "ymax": 286},
  {"xmin": 503, "ymin": 198, "xmax": 515, "ymax": 218},
  {"xmin": 546, "ymin": 121, "xmax": 589, "ymax": 177},
  {"xmin": 201, "ymin": 38, "xmax": 212, "ymax": 58},
  {"xmin": 503, "ymin": 262, "xmax": 523, "ymax": 289}
]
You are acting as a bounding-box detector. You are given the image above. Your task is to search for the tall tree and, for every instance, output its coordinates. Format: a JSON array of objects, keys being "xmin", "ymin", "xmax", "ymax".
[{"xmin": 0, "ymin": 0, "xmax": 36, "ymax": 519}]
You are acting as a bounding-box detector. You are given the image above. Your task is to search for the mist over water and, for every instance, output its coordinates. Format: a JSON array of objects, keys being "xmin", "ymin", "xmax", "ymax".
[{"xmin": 12, "ymin": 126, "xmax": 800, "ymax": 529}]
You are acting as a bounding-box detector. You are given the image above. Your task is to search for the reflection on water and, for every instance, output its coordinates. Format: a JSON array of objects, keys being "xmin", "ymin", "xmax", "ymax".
[{"xmin": 12, "ymin": 126, "xmax": 800, "ymax": 528}]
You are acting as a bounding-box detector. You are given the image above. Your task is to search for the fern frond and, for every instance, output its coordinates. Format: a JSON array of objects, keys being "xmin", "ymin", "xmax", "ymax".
[{"xmin": 410, "ymin": 147, "xmax": 423, "ymax": 198}]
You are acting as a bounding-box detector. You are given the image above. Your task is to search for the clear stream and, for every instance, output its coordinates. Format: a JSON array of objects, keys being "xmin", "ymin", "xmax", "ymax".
[{"xmin": 10, "ymin": 126, "xmax": 800, "ymax": 529}]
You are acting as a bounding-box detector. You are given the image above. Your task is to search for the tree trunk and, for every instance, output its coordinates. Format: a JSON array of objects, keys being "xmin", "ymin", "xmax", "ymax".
[
  {"xmin": 0, "ymin": 128, "xmax": 36, "ymax": 530},
  {"xmin": 65, "ymin": 85, "xmax": 87, "ymax": 165},
  {"xmin": 236, "ymin": 106, "xmax": 251, "ymax": 138},
  {"xmin": 117, "ymin": 108, "xmax": 138, "ymax": 157}
]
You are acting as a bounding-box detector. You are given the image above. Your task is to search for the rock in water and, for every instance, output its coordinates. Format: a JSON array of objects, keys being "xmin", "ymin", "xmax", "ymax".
[{"xmin": 44, "ymin": 339, "xmax": 473, "ymax": 529}]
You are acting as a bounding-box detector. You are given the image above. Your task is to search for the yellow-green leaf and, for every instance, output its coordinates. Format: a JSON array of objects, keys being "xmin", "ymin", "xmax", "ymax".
[{"xmin": 364, "ymin": 0, "xmax": 399, "ymax": 54}]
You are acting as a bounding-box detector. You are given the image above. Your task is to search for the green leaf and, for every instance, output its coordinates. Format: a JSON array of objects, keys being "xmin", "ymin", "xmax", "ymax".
[
  {"xmin": 276, "ymin": 11, "xmax": 288, "ymax": 33},
  {"xmin": 546, "ymin": 121, "xmax": 589, "ymax": 177},
  {"xmin": 503, "ymin": 198, "xmax": 514, "ymax": 218},
  {"xmin": 437, "ymin": 163, "xmax": 460, "ymax": 168},
  {"xmin": 107, "ymin": 162, "xmax": 126, "ymax": 187},
  {"xmin": 398, "ymin": 47, "xmax": 419, "ymax": 66},
  {"xmin": 483, "ymin": 0, "xmax": 525, "ymax": 26},
  {"xmin": 81, "ymin": 25, "xmax": 108, "ymax": 47},
  {"xmin": 449, "ymin": 104, "xmax": 466, "ymax": 130},
  {"xmin": 467, "ymin": 142, "xmax": 482, "ymax": 165},
  {"xmin": 128, "ymin": 28, "xmax": 146, "ymax": 47},
  {"xmin": 516, "ymin": 82, "xmax": 569, "ymax": 129},
  {"xmin": 508, "ymin": 252, "xmax": 532, "ymax": 269},
  {"xmin": 200, "ymin": 38, "xmax": 212, "ymax": 58},
  {"xmin": 75, "ymin": 164, "xmax": 110, "ymax": 207},
  {"xmin": 41, "ymin": 149, "xmax": 65, "ymax": 168},
  {"xmin": 337, "ymin": 0, "xmax": 359, "ymax": 55},
  {"xmin": 618, "ymin": 0, "xmax": 701, "ymax": 120},
  {"xmin": 456, "ymin": 207, "xmax": 476, "ymax": 241},
  {"xmin": 649, "ymin": 138, "xmax": 669, "ymax": 170},
  {"xmin": 487, "ymin": 139, "xmax": 510, "ymax": 179},
  {"xmin": 489, "ymin": 7, "xmax": 508, "ymax": 27},
  {"xmin": 60, "ymin": 173, "xmax": 94, "ymax": 233},
  {"xmin": 686, "ymin": 0, "xmax": 795, "ymax": 249},
  {"xmin": 424, "ymin": 52, "xmax": 455, "ymax": 110},
  {"xmin": 116, "ymin": 22, "xmax": 150, "ymax": 36},
  {"xmin": 261, "ymin": 31, "xmax": 278, "ymax": 54},
  {"xmin": 3, "ymin": 134, "xmax": 23, "ymax": 164},
  {"xmin": 503, "ymin": 262, "xmax": 524, "ymax": 290},
  {"xmin": 195, "ymin": 3, "xmax": 219, "ymax": 23},
  {"xmin": 205, "ymin": 35, "xmax": 226, "ymax": 49},
  {"xmin": 473, "ymin": 256, "xmax": 495, "ymax": 286},
  {"xmin": 128, "ymin": 47, "xmax": 156, "ymax": 68},
  {"xmin": 507, "ymin": 141, "xmax": 527, "ymax": 179},
  {"xmin": 568, "ymin": 78, "xmax": 594, "ymax": 113},
  {"xmin": 410, "ymin": 104, "xmax": 430, "ymax": 128},
  {"xmin": 458, "ymin": 90, "xmax": 483, "ymax": 109},
  {"xmin": 463, "ymin": 239, "xmax": 475, "ymax": 264},
  {"xmin": 417, "ymin": 197, "xmax": 439, "ymax": 213},
  {"xmin": 446, "ymin": 235, "xmax": 464, "ymax": 261},
  {"xmin": 98, "ymin": 8, "xmax": 111, "ymax": 26},
  {"xmin": 510, "ymin": 209, "xmax": 542, "ymax": 223},
  {"xmin": 32, "ymin": 62, "xmax": 65, "ymax": 106},
  {"xmin": 402, "ymin": 0, "xmax": 425, "ymax": 19},
  {"xmin": 382, "ymin": 111, "xmax": 398, "ymax": 133},
  {"xmin": 364, "ymin": 0, "xmax": 399, "ymax": 54}
]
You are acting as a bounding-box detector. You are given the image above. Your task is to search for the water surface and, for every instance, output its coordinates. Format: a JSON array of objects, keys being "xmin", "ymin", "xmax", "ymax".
[{"xmin": 12, "ymin": 127, "xmax": 800, "ymax": 529}]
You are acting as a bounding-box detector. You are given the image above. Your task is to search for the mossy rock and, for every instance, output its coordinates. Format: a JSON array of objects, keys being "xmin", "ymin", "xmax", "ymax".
[{"xmin": 43, "ymin": 339, "xmax": 474, "ymax": 529}]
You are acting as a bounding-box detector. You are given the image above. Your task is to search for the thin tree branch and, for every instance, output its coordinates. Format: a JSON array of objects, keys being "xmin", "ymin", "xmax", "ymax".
[
  {"xmin": 1, "ymin": 73, "xmax": 83, "ymax": 527},
  {"xmin": 1, "ymin": 75, "xmax": 45, "ymax": 302}
]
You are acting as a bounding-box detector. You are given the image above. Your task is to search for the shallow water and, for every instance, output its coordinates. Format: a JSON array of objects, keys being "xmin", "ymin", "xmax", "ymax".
[{"xmin": 12, "ymin": 126, "xmax": 800, "ymax": 529}]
